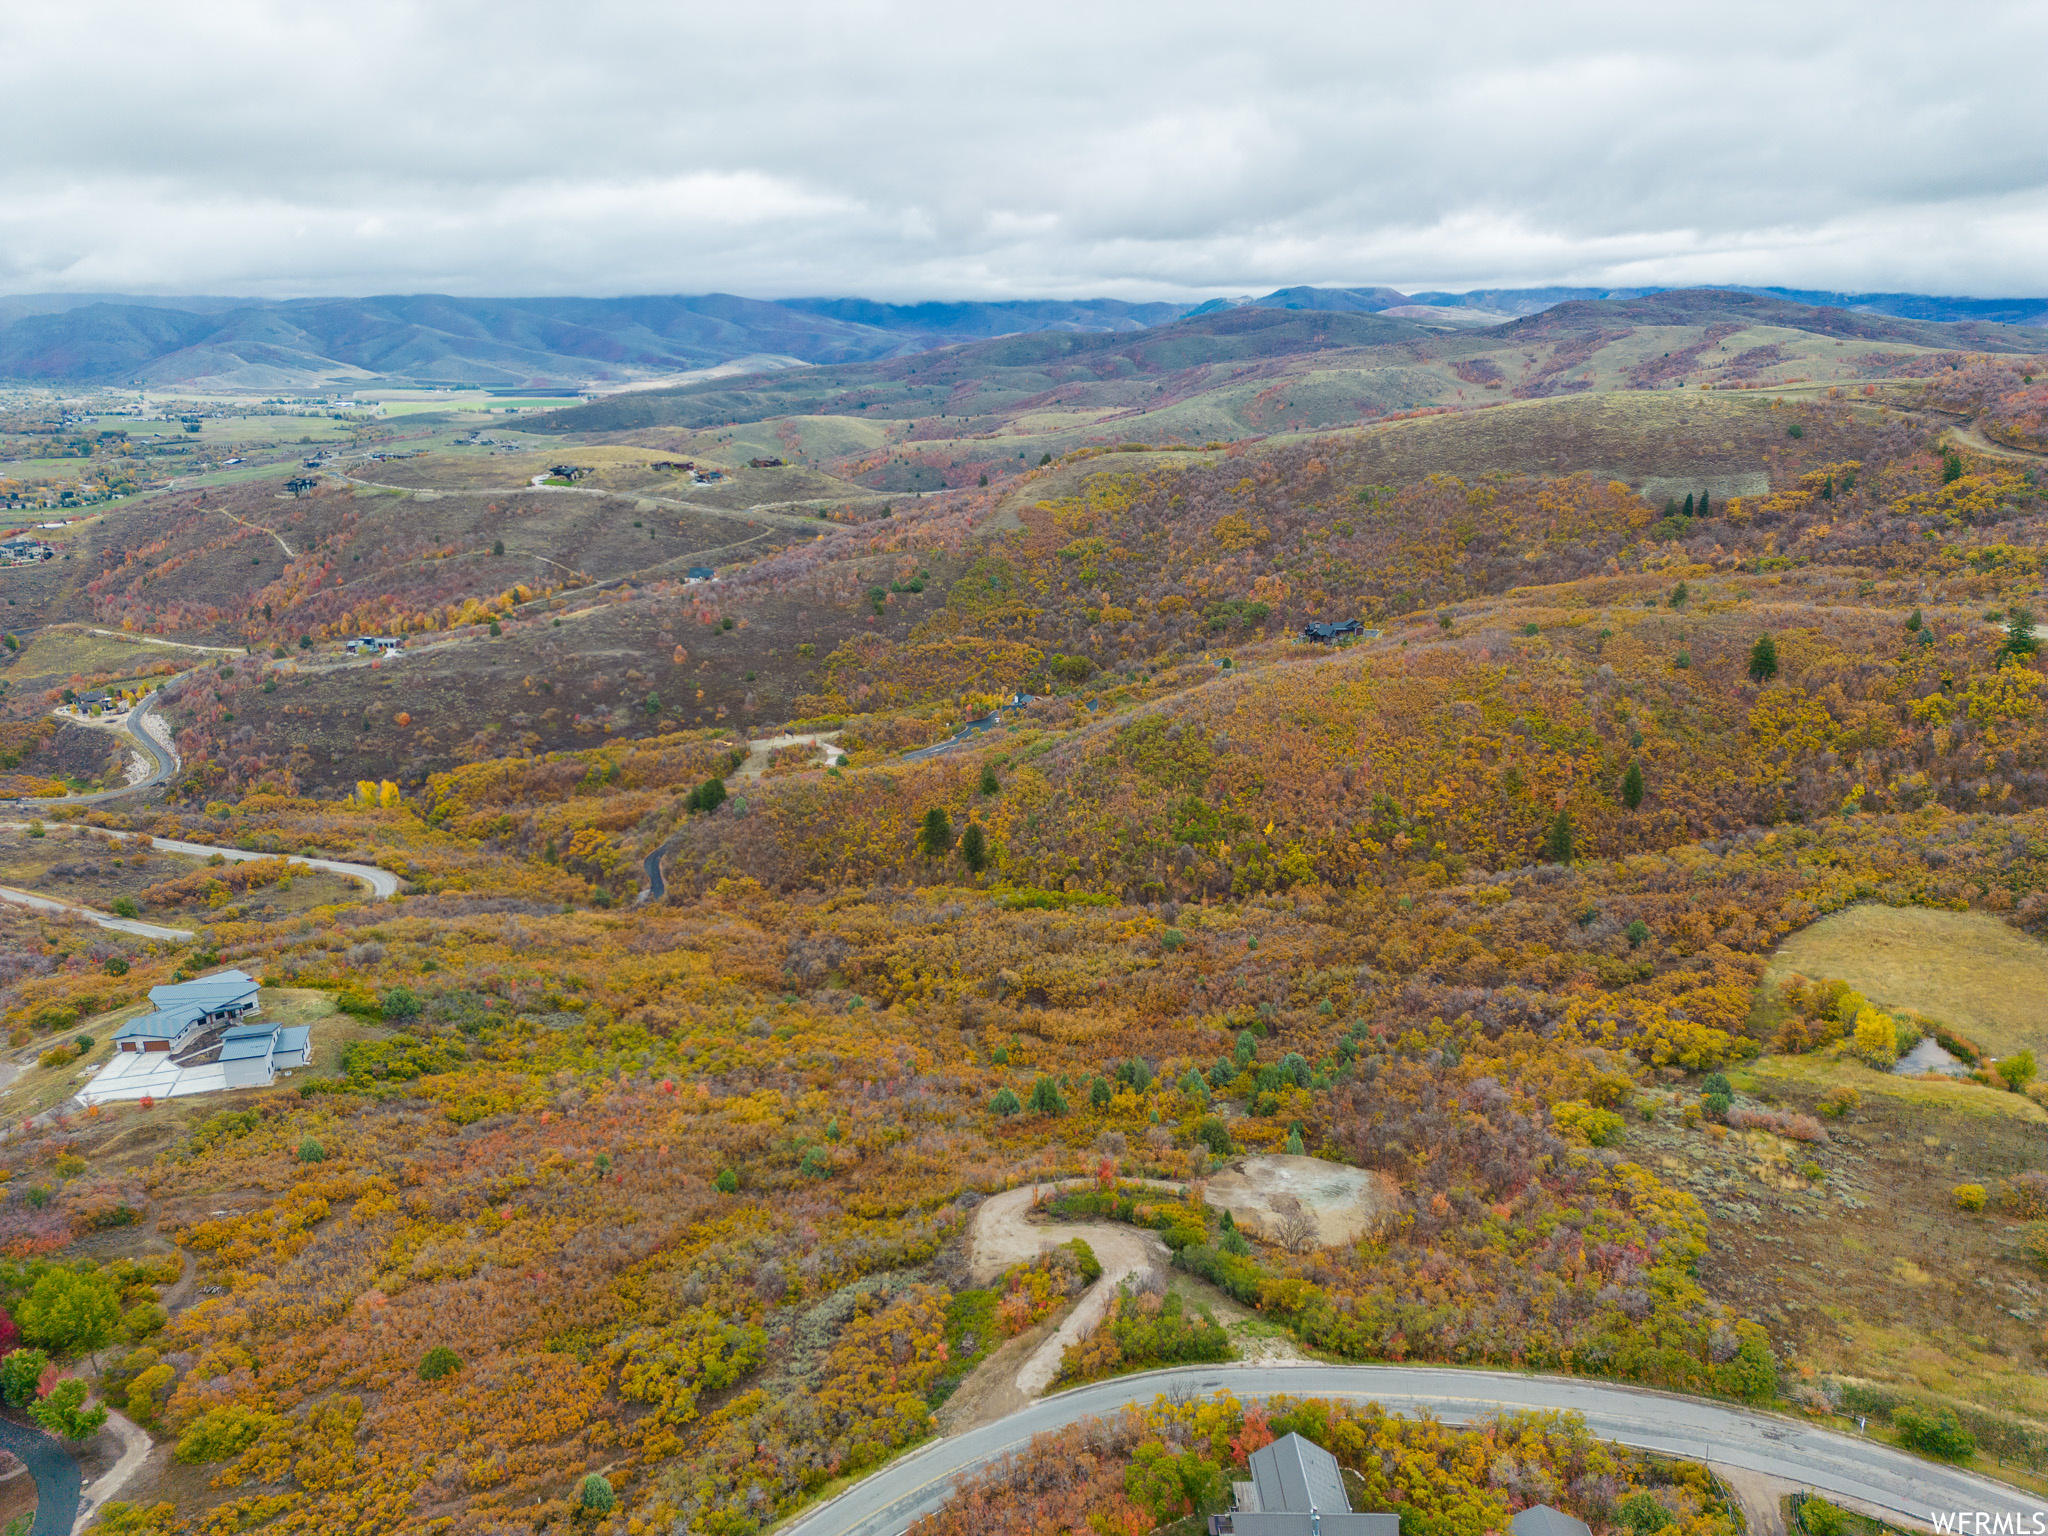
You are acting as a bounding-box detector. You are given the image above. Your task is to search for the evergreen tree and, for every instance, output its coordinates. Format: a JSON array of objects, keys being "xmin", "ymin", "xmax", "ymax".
[
  {"xmin": 1621, "ymin": 760, "xmax": 1644, "ymax": 810},
  {"xmin": 1682, "ymin": 492, "xmax": 1694, "ymax": 517},
  {"xmin": 1545, "ymin": 811, "xmax": 1574, "ymax": 865},
  {"xmin": 990, "ymin": 1086, "xmax": 1021, "ymax": 1116},
  {"xmin": 2005, "ymin": 608, "xmax": 2040, "ymax": 659},
  {"xmin": 1906, "ymin": 607, "xmax": 1923, "ymax": 632},
  {"xmin": 917, "ymin": 806, "xmax": 952, "ymax": 857},
  {"xmin": 1942, "ymin": 447, "xmax": 1964, "ymax": 483},
  {"xmin": 960, "ymin": 821, "xmax": 988, "ymax": 873},
  {"xmin": 1664, "ymin": 498, "xmax": 1680, "ymax": 517},
  {"xmin": 1089, "ymin": 1076, "xmax": 1112, "ymax": 1108},
  {"xmin": 1669, "ymin": 581, "xmax": 1688, "ymax": 608},
  {"xmin": 1697, "ymin": 490, "xmax": 1711, "ymax": 518},
  {"xmin": 1747, "ymin": 632, "xmax": 1779, "ymax": 683},
  {"xmin": 1028, "ymin": 1076, "xmax": 1068, "ymax": 1116},
  {"xmin": 1821, "ymin": 476, "xmax": 1834, "ymax": 501},
  {"xmin": 1285, "ymin": 1128, "xmax": 1305, "ymax": 1155},
  {"xmin": 979, "ymin": 764, "xmax": 1000, "ymax": 795}
]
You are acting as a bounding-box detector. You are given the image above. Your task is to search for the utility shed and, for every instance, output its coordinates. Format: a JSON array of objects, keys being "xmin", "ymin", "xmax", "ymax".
[
  {"xmin": 274, "ymin": 1026, "xmax": 312, "ymax": 1069},
  {"xmin": 1208, "ymin": 1434, "xmax": 1400, "ymax": 1536},
  {"xmin": 1511, "ymin": 1508, "xmax": 1592, "ymax": 1536}
]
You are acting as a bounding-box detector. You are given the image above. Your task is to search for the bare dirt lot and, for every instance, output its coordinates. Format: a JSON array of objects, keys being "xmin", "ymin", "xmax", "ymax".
[{"xmin": 1206, "ymin": 1154, "xmax": 1398, "ymax": 1246}]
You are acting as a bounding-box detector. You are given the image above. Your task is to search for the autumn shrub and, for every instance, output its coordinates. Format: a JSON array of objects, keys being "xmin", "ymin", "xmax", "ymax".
[
  {"xmin": 1954, "ymin": 1184, "xmax": 1988, "ymax": 1212},
  {"xmin": 1998, "ymin": 1171, "xmax": 2048, "ymax": 1219},
  {"xmin": 610, "ymin": 1307, "xmax": 766, "ymax": 1423},
  {"xmin": 2022, "ymin": 1224, "xmax": 2048, "ymax": 1271},
  {"xmin": 714, "ymin": 1167, "xmax": 739, "ymax": 1193},
  {"xmin": 1892, "ymin": 1404, "xmax": 1977, "ymax": 1461},
  {"xmin": 1799, "ymin": 1496, "xmax": 1848, "ymax": 1536},
  {"xmin": 0, "ymin": 1349, "xmax": 46, "ymax": 1408},
  {"xmin": 1058, "ymin": 1288, "xmax": 1232, "ymax": 1385},
  {"xmin": 1818, "ymin": 1086, "xmax": 1860, "ymax": 1119},
  {"xmin": 1551, "ymin": 1100, "xmax": 1624, "ymax": 1147},
  {"xmin": 19, "ymin": 1267, "xmax": 119, "ymax": 1358},
  {"xmin": 176, "ymin": 1403, "xmax": 282, "ymax": 1463},
  {"xmin": 31, "ymin": 1377, "xmax": 106, "ymax": 1440}
]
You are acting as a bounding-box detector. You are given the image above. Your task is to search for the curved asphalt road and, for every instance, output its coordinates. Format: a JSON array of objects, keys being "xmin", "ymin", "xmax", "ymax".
[
  {"xmin": 0, "ymin": 1412, "xmax": 78, "ymax": 1536},
  {"xmin": 20, "ymin": 695, "xmax": 181, "ymax": 807},
  {"xmin": 782, "ymin": 1364, "xmax": 2048, "ymax": 1536}
]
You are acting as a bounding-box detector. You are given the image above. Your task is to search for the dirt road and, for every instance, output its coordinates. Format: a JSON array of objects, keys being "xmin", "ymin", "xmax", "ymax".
[{"xmin": 967, "ymin": 1182, "xmax": 1172, "ymax": 1400}]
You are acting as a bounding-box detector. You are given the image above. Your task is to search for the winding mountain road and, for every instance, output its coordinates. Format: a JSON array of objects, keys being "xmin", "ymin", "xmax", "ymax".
[
  {"xmin": 783, "ymin": 1364, "xmax": 2045, "ymax": 1536},
  {"xmin": 0, "ymin": 1411, "xmax": 78, "ymax": 1536}
]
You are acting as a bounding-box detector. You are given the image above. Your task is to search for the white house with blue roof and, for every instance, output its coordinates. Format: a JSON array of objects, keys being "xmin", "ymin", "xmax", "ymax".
[{"xmin": 113, "ymin": 969, "xmax": 261, "ymax": 1054}]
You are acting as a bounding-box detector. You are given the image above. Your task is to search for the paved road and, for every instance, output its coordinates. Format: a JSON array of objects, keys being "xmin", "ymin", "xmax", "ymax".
[
  {"xmin": 0, "ymin": 824, "xmax": 399, "ymax": 910},
  {"xmin": 781, "ymin": 1364, "xmax": 2048, "ymax": 1536},
  {"xmin": 0, "ymin": 1410, "xmax": 79, "ymax": 1536},
  {"xmin": 0, "ymin": 884, "xmax": 193, "ymax": 939},
  {"xmin": 15, "ymin": 695, "xmax": 181, "ymax": 807}
]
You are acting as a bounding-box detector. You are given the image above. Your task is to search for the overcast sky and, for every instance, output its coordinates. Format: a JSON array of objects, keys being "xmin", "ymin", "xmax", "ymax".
[{"xmin": 5, "ymin": 1, "xmax": 2045, "ymax": 301}]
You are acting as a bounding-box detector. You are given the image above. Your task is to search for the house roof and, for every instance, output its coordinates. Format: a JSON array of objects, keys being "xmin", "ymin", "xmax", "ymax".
[
  {"xmin": 148, "ymin": 969, "xmax": 257, "ymax": 1012},
  {"xmin": 1247, "ymin": 1434, "xmax": 1350, "ymax": 1516},
  {"xmin": 1511, "ymin": 1507, "xmax": 1592, "ymax": 1536},
  {"xmin": 218, "ymin": 1032, "xmax": 278, "ymax": 1063},
  {"xmin": 276, "ymin": 1026, "xmax": 312, "ymax": 1054},
  {"xmin": 223, "ymin": 1023, "xmax": 276, "ymax": 1041},
  {"xmin": 114, "ymin": 1004, "xmax": 205, "ymax": 1041}
]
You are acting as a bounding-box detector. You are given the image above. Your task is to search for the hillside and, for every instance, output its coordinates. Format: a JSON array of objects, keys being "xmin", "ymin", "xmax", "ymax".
[
  {"xmin": 5, "ymin": 282, "xmax": 2044, "ymax": 390},
  {"xmin": 1, "ymin": 304, "xmax": 2048, "ymax": 1536}
]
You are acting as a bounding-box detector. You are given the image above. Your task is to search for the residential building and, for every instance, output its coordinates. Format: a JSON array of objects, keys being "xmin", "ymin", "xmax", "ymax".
[
  {"xmin": 113, "ymin": 968, "xmax": 260, "ymax": 1053},
  {"xmin": 1510, "ymin": 1509, "xmax": 1592, "ymax": 1536},
  {"xmin": 1207, "ymin": 1434, "xmax": 1400, "ymax": 1536},
  {"xmin": 218, "ymin": 1022, "xmax": 313, "ymax": 1089}
]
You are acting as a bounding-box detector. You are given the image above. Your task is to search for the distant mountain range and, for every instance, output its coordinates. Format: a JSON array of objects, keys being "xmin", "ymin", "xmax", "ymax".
[{"xmin": 0, "ymin": 283, "xmax": 2042, "ymax": 392}]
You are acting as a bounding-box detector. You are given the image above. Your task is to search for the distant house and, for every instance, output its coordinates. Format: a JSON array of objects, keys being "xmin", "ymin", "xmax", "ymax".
[
  {"xmin": 747, "ymin": 457, "xmax": 785, "ymax": 469},
  {"xmin": 1207, "ymin": 1434, "xmax": 1399, "ymax": 1536},
  {"xmin": 114, "ymin": 969, "xmax": 260, "ymax": 1054},
  {"xmin": 345, "ymin": 636, "xmax": 404, "ymax": 655},
  {"xmin": 1301, "ymin": 619, "xmax": 1366, "ymax": 643},
  {"xmin": 684, "ymin": 567, "xmax": 717, "ymax": 582},
  {"xmin": 0, "ymin": 539, "xmax": 54, "ymax": 564},
  {"xmin": 1510, "ymin": 1509, "xmax": 1592, "ymax": 1536},
  {"xmin": 650, "ymin": 460, "xmax": 696, "ymax": 472},
  {"xmin": 548, "ymin": 464, "xmax": 591, "ymax": 481}
]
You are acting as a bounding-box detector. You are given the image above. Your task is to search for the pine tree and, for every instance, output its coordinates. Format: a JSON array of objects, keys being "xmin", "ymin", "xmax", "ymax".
[
  {"xmin": 1906, "ymin": 607, "xmax": 1923, "ymax": 632},
  {"xmin": 1682, "ymin": 492, "xmax": 1695, "ymax": 517},
  {"xmin": 1621, "ymin": 760, "xmax": 1645, "ymax": 810},
  {"xmin": 917, "ymin": 806, "xmax": 952, "ymax": 857},
  {"xmin": 1821, "ymin": 476, "xmax": 1834, "ymax": 500},
  {"xmin": 1943, "ymin": 447, "xmax": 1964, "ymax": 483},
  {"xmin": 979, "ymin": 764, "xmax": 1000, "ymax": 795},
  {"xmin": 1664, "ymin": 498, "xmax": 1680, "ymax": 517},
  {"xmin": 960, "ymin": 822, "xmax": 988, "ymax": 873},
  {"xmin": 1698, "ymin": 490, "xmax": 1711, "ymax": 518},
  {"xmin": 2004, "ymin": 608, "xmax": 2040, "ymax": 659},
  {"xmin": 1748, "ymin": 633, "xmax": 1779, "ymax": 683},
  {"xmin": 1545, "ymin": 811, "xmax": 1573, "ymax": 864}
]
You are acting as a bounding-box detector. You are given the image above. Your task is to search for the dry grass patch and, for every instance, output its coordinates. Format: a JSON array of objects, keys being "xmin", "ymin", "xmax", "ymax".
[{"xmin": 1757, "ymin": 902, "xmax": 2048, "ymax": 1058}]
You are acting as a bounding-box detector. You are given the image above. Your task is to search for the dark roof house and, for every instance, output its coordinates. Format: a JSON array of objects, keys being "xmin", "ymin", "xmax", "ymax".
[
  {"xmin": 1510, "ymin": 1508, "xmax": 1592, "ymax": 1536},
  {"xmin": 1208, "ymin": 1434, "xmax": 1399, "ymax": 1536}
]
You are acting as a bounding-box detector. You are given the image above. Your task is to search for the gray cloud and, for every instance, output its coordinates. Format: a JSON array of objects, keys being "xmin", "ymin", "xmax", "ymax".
[{"xmin": 4, "ymin": 0, "xmax": 2044, "ymax": 298}]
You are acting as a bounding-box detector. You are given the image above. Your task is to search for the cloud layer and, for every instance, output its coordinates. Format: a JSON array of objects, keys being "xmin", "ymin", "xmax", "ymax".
[{"xmin": 6, "ymin": 0, "xmax": 2044, "ymax": 299}]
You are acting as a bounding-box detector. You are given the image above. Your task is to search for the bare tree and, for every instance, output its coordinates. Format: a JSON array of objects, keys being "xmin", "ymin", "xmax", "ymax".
[{"xmin": 1272, "ymin": 1194, "xmax": 1319, "ymax": 1255}]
